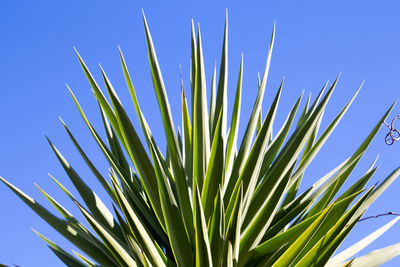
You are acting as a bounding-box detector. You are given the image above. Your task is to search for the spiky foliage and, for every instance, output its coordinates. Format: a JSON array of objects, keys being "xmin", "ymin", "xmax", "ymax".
[{"xmin": 2, "ymin": 12, "xmax": 400, "ymax": 267}]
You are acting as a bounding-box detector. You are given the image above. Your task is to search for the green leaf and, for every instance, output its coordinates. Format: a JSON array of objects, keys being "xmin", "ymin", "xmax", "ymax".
[
  {"xmin": 67, "ymin": 86, "xmax": 158, "ymax": 236},
  {"xmin": 112, "ymin": 205, "xmax": 146, "ymax": 266},
  {"xmin": 283, "ymin": 114, "xmax": 323, "ymax": 206},
  {"xmin": 247, "ymin": 75, "xmax": 338, "ymax": 223},
  {"xmin": 239, "ymin": 162, "xmax": 294, "ymax": 264},
  {"xmin": 192, "ymin": 25, "xmax": 211, "ymax": 189},
  {"xmin": 327, "ymin": 216, "xmax": 400, "ymax": 266},
  {"xmin": 288, "ymin": 82, "xmax": 363, "ymax": 193},
  {"xmin": 208, "ymin": 188, "xmax": 225, "ymax": 266},
  {"xmin": 142, "ymin": 15, "xmax": 195, "ymax": 237},
  {"xmin": 209, "ymin": 63, "xmax": 217, "ymax": 138},
  {"xmin": 350, "ymin": 243, "xmax": 400, "ymax": 267},
  {"xmin": 262, "ymin": 156, "xmax": 356, "ymax": 243},
  {"xmin": 251, "ymin": 191, "xmax": 361, "ymax": 261},
  {"xmin": 74, "ymin": 48, "xmax": 121, "ymax": 137},
  {"xmin": 99, "ymin": 66, "xmax": 164, "ymax": 226},
  {"xmin": 181, "ymin": 86, "xmax": 193, "ymax": 186},
  {"xmin": 98, "ymin": 102, "xmax": 130, "ymax": 177},
  {"xmin": 0, "ymin": 177, "xmax": 117, "ymax": 266},
  {"xmin": 294, "ymin": 187, "xmax": 375, "ymax": 266},
  {"xmin": 119, "ymin": 47, "xmax": 161, "ymax": 193},
  {"xmin": 336, "ymin": 156, "xmax": 378, "ymax": 202},
  {"xmin": 296, "ymin": 92, "xmax": 312, "ymax": 129},
  {"xmin": 67, "ymin": 85, "xmax": 126, "ymax": 178},
  {"xmin": 241, "ymin": 78, "xmax": 283, "ymax": 216},
  {"xmin": 305, "ymin": 81, "xmax": 328, "ymax": 119},
  {"xmin": 224, "ymin": 23, "xmax": 275, "ymax": 196},
  {"xmin": 343, "ymin": 258, "xmax": 355, "ymax": 267},
  {"xmin": 227, "ymin": 242, "xmax": 233, "ymax": 267},
  {"xmin": 259, "ymin": 92, "xmax": 303, "ymax": 178},
  {"xmin": 194, "ymin": 185, "xmax": 213, "ymax": 267},
  {"xmin": 35, "ymin": 183, "xmax": 82, "ymax": 229},
  {"xmin": 225, "ymin": 78, "xmax": 283, "ymax": 218},
  {"xmin": 211, "ymin": 11, "xmax": 228, "ymax": 140},
  {"xmin": 73, "ymin": 251, "xmax": 99, "ymax": 267},
  {"xmin": 49, "ymin": 175, "xmax": 137, "ymax": 261},
  {"xmin": 60, "ymin": 118, "xmax": 118, "ymax": 205},
  {"xmin": 305, "ymin": 102, "xmax": 396, "ymax": 218},
  {"xmin": 190, "ymin": 19, "xmax": 197, "ymax": 116},
  {"xmin": 224, "ymin": 184, "xmax": 243, "ymax": 266},
  {"xmin": 225, "ymin": 55, "xmax": 243, "ymax": 180},
  {"xmin": 110, "ymin": 175, "xmax": 166, "ymax": 266},
  {"xmin": 119, "ymin": 47, "xmax": 163, "ymax": 196},
  {"xmin": 307, "ymin": 215, "xmax": 361, "ymax": 266},
  {"xmin": 352, "ymin": 166, "xmax": 400, "ymax": 222},
  {"xmin": 256, "ymin": 73, "xmax": 262, "ymax": 134},
  {"xmin": 47, "ymin": 137, "xmax": 123, "ymax": 241},
  {"xmin": 148, "ymin": 140, "xmax": 193, "ymax": 266},
  {"xmin": 142, "ymin": 12, "xmax": 181, "ymax": 163},
  {"xmin": 270, "ymin": 203, "xmax": 335, "ymax": 267},
  {"xmin": 75, "ymin": 201, "xmax": 137, "ymax": 266},
  {"xmin": 33, "ymin": 230, "xmax": 87, "ymax": 267},
  {"xmin": 202, "ymin": 111, "xmax": 224, "ymax": 222}
]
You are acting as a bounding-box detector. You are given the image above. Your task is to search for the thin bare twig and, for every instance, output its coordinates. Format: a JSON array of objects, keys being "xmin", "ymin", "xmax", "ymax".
[
  {"xmin": 383, "ymin": 115, "xmax": 400, "ymax": 145},
  {"xmin": 359, "ymin": 212, "xmax": 400, "ymax": 222}
]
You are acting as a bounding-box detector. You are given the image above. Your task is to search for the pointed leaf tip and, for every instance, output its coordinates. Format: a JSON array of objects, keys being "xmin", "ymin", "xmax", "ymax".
[{"xmin": 58, "ymin": 116, "xmax": 66, "ymax": 125}]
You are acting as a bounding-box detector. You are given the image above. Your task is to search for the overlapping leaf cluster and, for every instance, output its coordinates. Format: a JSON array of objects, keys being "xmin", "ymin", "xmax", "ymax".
[{"xmin": 2, "ymin": 12, "xmax": 400, "ymax": 266}]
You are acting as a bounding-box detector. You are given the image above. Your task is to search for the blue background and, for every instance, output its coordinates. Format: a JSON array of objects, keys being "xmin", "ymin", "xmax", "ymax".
[{"xmin": 1, "ymin": 1, "xmax": 400, "ymax": 266}]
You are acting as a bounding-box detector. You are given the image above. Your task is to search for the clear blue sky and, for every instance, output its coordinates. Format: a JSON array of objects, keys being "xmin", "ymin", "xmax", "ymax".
[{"xmin": 1, "ymin": 1, "xmax": 400, "ymax": 266}]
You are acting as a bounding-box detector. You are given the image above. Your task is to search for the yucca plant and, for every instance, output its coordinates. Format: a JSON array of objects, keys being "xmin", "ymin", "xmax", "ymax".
[{"xmin": 2, "ymin": 11, "xmax": 400, "ymax": 266}]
